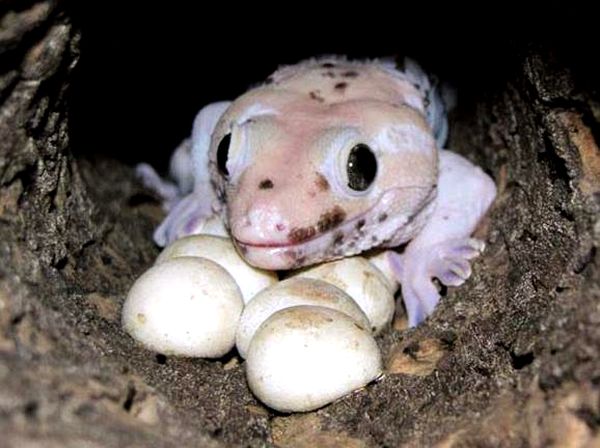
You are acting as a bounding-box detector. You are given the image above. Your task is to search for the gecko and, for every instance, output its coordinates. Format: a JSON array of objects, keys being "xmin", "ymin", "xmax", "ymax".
[{"xmin": 136, "ymin": 57, "xmax": 497, "ymax": 328}]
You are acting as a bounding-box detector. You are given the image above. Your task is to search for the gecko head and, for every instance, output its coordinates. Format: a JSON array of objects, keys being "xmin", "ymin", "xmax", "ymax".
[{"xmin": 208, "ymin": 71, "xmax": 438, "ymax": 270}]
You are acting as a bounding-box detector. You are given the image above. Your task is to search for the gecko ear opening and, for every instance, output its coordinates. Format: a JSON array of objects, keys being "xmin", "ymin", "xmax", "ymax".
[{"xmin": 346, "ymin": 143, "xmax": 377, "ymax": 191}]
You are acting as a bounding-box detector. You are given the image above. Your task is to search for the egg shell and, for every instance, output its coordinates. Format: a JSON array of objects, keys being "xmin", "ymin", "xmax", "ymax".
[
  {"xmin": 246, "ymin": 305, "xmax": 383, "ymax": 412},
  {"xmin": 185, "ymin": 215, "xmax": 229, "ymax": 238},
  {"xmin": 122, "ymin": 257, "xmax": 243, "ymax": 358},
  {"xmin": 364, "ymin": 250, "xmax": 398, "ymax": 291},
  {"xmin": 293, "ymin": 257, "xmax": 395, "ymax": 334},
  {"xmin": 236, "ymin": 277, "xmax": 370, "ymax": 358},
  {"xmin": 156, "ymin": 234, "xmax": 277, "ymax": 303}
]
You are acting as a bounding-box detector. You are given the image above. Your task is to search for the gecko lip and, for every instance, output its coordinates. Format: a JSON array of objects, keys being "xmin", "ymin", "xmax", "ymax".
[{"xmin": 234, "ymin": 240, "xmax": 297, "ymax": 249}]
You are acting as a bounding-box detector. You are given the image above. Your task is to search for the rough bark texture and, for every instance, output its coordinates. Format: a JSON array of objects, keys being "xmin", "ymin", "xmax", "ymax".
[{"xmin": 1, "ymin": 2, "xmax": 600, "ymax": 447}]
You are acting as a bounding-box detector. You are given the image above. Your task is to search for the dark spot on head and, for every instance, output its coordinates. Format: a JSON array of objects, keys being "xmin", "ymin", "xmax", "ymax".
[
  {"xmin": 356, "ymin": 219, "xmax": 366, "ymax": 231},
  {"xmin": 371, "ymin": 236, "xmax": 378, "ymax": 243},
  {"xmin": 378, "ymin": 213, "xmax": 388, "ymax": 222},
  {"xmin": 288, "ymin": 226, "xmax": 317, "ymax": 244},
  {"xmin": 342, "ymin": 71, "xmax": 359, "ymax": 78},
  {"xmin": 334, "ymin": 82, "xmax": 348, "ymax": 91},
  {"xmin": 413, "ymin": 82, "xmax": 421, "ymax": 90},
  {"xmin": 333, "ymin": 232, "xmax": 344, "ymax": 246},
  {"xmin": 309, "ymin": 91, "xmax": 325, "ymax": 103},
  {"xmin": 315, "ymin": 173, "xmax": 329, "ymax": 191},
  {"xmin": 348, "ymin": 241, "xmax": 356, "ymax": 248},
  {"xmin": 321, "ymin": 62, "xmax": 336, "ymax": 68},
  {"xmin": 443, "ymin": 215, "xmax": 449, "ymax": 221},
  {"xmin": 259, "ymin": 179, "xmax": 274, "ymax": 189},
  {"xmin": 322, "ymin": 71, "xmax": 336, "ymax": 78},
  {"xmin": 317, "ymin": 206, "xmax": 346, "ymax": 233}
]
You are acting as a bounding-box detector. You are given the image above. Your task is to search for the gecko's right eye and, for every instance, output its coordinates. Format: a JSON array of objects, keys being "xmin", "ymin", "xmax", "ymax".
[
  {"xmin": 217, "ymin": 133, "xmax": 231, "ymax": 177},
  {"xmin": 346, "ymin": 143, "xmax": 377, "ymax": 191}
]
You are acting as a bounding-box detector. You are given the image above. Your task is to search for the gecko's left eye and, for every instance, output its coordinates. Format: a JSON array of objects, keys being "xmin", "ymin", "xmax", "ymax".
[
  {"xmin": 347, "ymin": 144, "xmax": 377, "ymax": 191},
  {"xmin": 217, "ymin": 133, "xmax": 231, "ymax": 177}
]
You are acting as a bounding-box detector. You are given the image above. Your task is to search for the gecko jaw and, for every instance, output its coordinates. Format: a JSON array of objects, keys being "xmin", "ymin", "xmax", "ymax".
[{"xmin": 232, "ymin": 185, "xmax": 436, "ymax": 270}]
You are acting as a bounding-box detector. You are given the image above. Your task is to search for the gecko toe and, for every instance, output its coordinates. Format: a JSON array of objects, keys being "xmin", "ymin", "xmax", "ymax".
[
  {"xmin": 441, "ymin": 238, "xmax": 485, "ymax": 260},
  {"xmin": 402, "ymin": 278, "xmax": 440, "ymax": 328},
  {"xmin": 135, "ymin": 163, "xmax": 180, "ymax": 207}
]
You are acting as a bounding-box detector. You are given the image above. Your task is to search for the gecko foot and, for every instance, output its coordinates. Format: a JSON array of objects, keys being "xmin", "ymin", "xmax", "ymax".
[
  {"xmin": 135, "ymin": 163, "xmax": 180, "ymax": 211},
  {"xmin": 153, "ymin": 190, "xmax": 214, "ymax": 247},
  {"xmin": 429, "ymin": 238, "xmax": 485, "ymax": 286},
  {"xmin": 389, "ymin": 238, "xmax": 485, "ymax": 327}
]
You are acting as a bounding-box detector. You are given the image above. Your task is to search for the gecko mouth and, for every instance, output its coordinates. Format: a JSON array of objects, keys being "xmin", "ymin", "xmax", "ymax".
[
  {"xmin": 231, "ymin": 185, "xmax": 436, "ymax": 269},
  {"xmin": 233, "ymin": 240, "xmax": 297, "ymax": 249}
]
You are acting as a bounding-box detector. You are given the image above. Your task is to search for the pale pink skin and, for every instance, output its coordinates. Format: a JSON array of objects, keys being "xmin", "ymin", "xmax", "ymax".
[{"xmin": 137, "ymin": 58, "xmax": 496, "ymax": 327}]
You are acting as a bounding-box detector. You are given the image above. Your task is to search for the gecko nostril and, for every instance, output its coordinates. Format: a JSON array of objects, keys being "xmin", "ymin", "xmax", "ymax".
[
  {"xmin": 275, "ymin": 223, "xmax": 286, "ymax": 232},
  {"xmin": 258, "ymin": 179, "xmax": 274, "ymax": 190}
]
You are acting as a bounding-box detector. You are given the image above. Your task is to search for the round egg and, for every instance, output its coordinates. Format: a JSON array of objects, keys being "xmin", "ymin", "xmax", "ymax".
[
  {"xmin": 235, "ymin": 277, "xmax": 369, "ymax": 358},
  {"xmin": 122, "ymin": 257, "xmax": 243, "ymax": 358},
  {"xmin": 293, "ymin": 257, "xmax": 395, "ymax": 334},
  {"xmin": 246, "ymin": 305, "xmax": 383, "ymax": 412},
  {"xmin": 364, "ymin": 250, "xmax": 398, "ymax": 291},
  {"xmin": 156, "ymin": 234, "xmax": 277, "ymax": 303}
]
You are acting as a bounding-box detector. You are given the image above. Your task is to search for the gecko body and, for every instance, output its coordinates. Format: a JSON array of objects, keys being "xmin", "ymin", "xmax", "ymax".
[{"xmin": 137, "ymin": 57, "xmax": 496, "ymax": 327}]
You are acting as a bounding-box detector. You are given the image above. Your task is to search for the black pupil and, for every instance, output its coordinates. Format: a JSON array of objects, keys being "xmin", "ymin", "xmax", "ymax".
[
  {"xmin": 347, "ymin": 144, "xmax": 377, "ymax": 191},
  {"xmin": 217, "ymin": 133, "xmax": 231, "ymax": 176}
]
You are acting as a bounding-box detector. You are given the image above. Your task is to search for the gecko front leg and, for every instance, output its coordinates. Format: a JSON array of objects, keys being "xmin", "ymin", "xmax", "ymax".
[
  {"xmin": 135, "ymin": 138, "xmax": 193, "ymax": 212},
  {"xmin": 135, "ymin": 101, "xmax": 231, "ymax": 246},
  {"xmin": 388, "ymin": 149, "xmax": 497, "ymax": 327}
]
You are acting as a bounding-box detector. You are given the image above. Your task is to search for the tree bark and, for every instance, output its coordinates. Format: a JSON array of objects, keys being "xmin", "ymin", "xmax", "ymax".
[{"xmin": 1, "ymin": 2, "xmax": 599, "ymax": 447}]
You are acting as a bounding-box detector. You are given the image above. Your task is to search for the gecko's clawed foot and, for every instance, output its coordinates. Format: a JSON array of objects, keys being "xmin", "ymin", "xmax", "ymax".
[
  {"xmin": 389, "ymin": 238, "xmax": 485, "ymax": 328},
  {"xmin": 135, "ymin": 164, "xmax": 217, "ymax": 247},
  {"xmin": 429, "ymin": 238, "xmax": 484, "ymax": 287},
  {"xmin": 153, "ymin": 191, "xmax": 213, "ymax": 247},
  {"xmin": 135, "ymin": 163, "xmax": 180, "ymax": 210}
]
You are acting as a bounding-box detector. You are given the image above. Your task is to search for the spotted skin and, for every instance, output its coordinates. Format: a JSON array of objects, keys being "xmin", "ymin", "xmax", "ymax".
[{"xmin": 136, "ymin": 57, "xmax": 496, "ymax": 327}]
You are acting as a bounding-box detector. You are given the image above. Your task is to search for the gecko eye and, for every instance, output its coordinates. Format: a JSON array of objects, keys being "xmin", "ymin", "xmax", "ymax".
[
  {"xmin": 217, "ymin": 133, "xmax": 231, "ymax": 177},
  {"xmin": 346, "ymin": 144, "xmax": 377, "ymax": 191}
]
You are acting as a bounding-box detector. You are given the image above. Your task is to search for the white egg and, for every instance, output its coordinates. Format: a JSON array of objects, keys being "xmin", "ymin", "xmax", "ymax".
[
  {"xmin": 364, "ymin": 250, "xmax": 398, "ymax": 291},
  {"xmin": 155, "ymin": 234, "xmax": 277, "ymax": 304},
  {"xmin": 293, "ymin": 257, "xmax": 395, "ymax": 334},
  {"xmin": 246, "ymin": 305, "xmax": 383, "ymax": 412},
  {"xmin": 122, "ymin": 257, "xmax": 243, "ymax": 358},
  {"xmin": 236, "ymin": 277, "xmax": 369, "ymax": 359}
]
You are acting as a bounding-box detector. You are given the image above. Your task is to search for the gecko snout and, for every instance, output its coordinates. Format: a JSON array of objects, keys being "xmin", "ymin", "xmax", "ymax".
[{"xmin": 229, "ymin": 198, "xmax": 291, "ymax": 246}]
